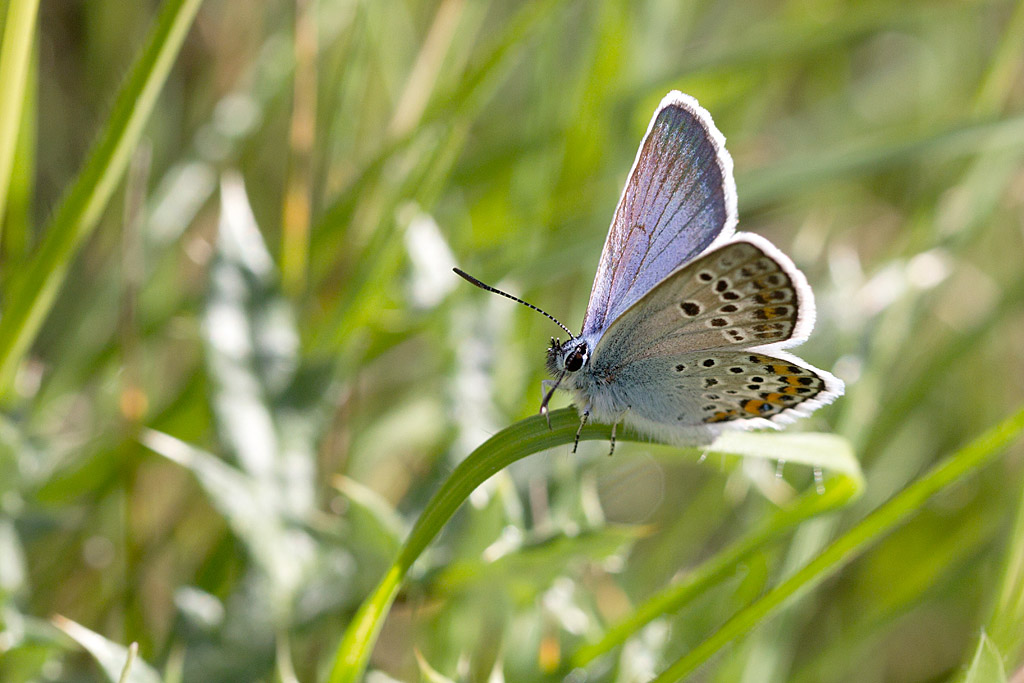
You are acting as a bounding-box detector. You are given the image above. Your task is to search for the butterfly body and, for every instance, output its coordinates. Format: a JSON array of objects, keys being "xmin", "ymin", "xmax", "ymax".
[
  {"xmin": 542, "ymin": 92, "xmax": 843, "ymax": 446},
  {"xmin": 549, "ymin": 333, "xmax": 719, "ymax": 445}
]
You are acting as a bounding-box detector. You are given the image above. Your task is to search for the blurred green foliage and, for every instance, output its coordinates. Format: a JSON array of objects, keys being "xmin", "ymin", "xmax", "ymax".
[{"xmin": 1, "ymin": 0, "xmax": 1024, "ymax": 682}]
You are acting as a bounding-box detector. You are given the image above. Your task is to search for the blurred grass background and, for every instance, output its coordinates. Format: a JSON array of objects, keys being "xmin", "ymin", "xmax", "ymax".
[{"xmin": 1, "ymin": 0, "xmax": 1024, "ymax": 681}]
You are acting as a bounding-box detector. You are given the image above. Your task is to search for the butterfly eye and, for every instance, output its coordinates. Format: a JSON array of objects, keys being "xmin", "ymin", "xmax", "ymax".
[{"xmin": 565, "ymin": 347, "xmax": 586, "ymax": 372}]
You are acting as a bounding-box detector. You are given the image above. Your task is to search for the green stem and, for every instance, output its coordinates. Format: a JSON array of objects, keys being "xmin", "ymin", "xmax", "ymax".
[
  {"xmin": 0, "ymin": 0, "xmax": 39, "ymax": 232},
  {"xmin": 570, "ymin": 474, "xmax": 860, "ymax": 668},
  {"xmin": 977, "ymin": 460, "xmax": 1024, "ymax": 674}
]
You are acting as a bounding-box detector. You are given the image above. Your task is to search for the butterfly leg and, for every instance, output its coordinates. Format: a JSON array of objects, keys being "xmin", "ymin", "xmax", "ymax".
[
  {"xmin": 607, "ymin": 407, "xmax": 629, "ymax": 456},
  {"xmin": 540, "ymin": 380, "xmax": 559, "ymax": 429},
  {"xmin": 572, "ymin": 409, "xmax": 590, "ymax": 453}
]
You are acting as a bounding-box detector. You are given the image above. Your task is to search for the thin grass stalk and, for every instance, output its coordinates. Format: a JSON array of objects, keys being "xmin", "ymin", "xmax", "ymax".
[
  {"xmin": 281, "ymin": 0, "xmax": 317, "ymax": 296},
  {"xmin": 568, "ymin": 476, "xmax": 860, "ymax": 668},
  {"xmin": 652, "ymin": 405, "xmax": 1024, "ymax": 682},
  {"xmin": 0, "ymin": 0, "xmax": 39, "ymax": 233},
  {"xmin": 977, "ymin": 467, "xmax": 1024, "ymax": 674}
]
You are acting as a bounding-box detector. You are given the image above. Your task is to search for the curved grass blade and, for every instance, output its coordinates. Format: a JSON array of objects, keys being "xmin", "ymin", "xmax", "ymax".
[
  {"xmin": 651, "ymin": 405, "xmax": 1024, "ymax": 682},
  {"xmin": 0, "ymin": 0, "xmax": 204, "ymax": 399},
  {"xmin": 325, "ymin": 408, "xmax": 856, "ymax": 683}
]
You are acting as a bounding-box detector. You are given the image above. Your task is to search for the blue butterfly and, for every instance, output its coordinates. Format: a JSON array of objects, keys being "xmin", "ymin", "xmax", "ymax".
[{"xmin": 457, "ymin": 92, "xmax": 843, "ymax": 452}]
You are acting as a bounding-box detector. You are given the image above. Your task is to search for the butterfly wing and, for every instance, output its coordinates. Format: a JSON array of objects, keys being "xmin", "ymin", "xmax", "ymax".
[
  {"xmin": 602, "ymin": 349, "xmax": 843, "ymax": 437},
  {"xmin": 587, "ymin": 235, "xmax": 843, "ymax": 431},
  {"xmin": 581, "ymin": 91, "xmax": 737, "ymax": 338}
]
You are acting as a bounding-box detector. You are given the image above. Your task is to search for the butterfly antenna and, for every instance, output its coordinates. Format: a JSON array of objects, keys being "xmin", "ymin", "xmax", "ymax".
[{"xmin": 453, "ymin": 268, "xmax": 574, "ymax": 339}]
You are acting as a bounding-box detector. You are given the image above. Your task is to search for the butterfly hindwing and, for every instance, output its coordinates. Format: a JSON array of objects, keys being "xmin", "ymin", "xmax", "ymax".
[
  {"xmin": 674, "ymin": 350, "xmax": 842, "ymax": 427},
  {"xmin": 581, "ymin": 91, "xmax": 737, "ymax": 338},
  {"xmin": 589, "ymin": 349, "xmax": 842, "ymax": 434}
]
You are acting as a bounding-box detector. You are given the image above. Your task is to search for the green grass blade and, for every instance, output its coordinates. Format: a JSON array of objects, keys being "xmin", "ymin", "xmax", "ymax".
[
  {"xmin": 570, "ymin": 431, "xmax": 862, "ymax": 668},
  {"xmin": 977, "ymin": 468, "xmax": 1024, "ymax": 676},
  {"xmin": 0, "ymin": 0, "xmax": 38, "ymax": 232},
  {"xmin": 116, "ymin": 643, "xmax": 140, "ymax": 683},
  {"xmin": 324, "ymin": 408, "xmax": 854, "ymax": 683},
  {"xmin": 569, "ymin": 472, "xmax": 861, "ymax": 669},
  {"xmin": 0, "ymin": 516, "xmax": 27, "ymax": 597},
  {"xmin": 652, "ymin": 405, "xmax": 1024, "ymax": 682},
  {"xmin": 0, "ymin": 0, "xmax": 203, "ymax": 399},
  {"xmin": 963, "ymin": 633, "xmax": 1008, "ymax": 683},
  {"xmin": 1, "ymin": 34, "xmax": 35, "ymax": 263}
]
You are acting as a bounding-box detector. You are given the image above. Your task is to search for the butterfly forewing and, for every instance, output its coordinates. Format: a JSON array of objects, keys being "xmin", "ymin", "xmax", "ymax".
[{"xmin": 581, "ymin": 92, "xmax": 737, "ymax": 338}]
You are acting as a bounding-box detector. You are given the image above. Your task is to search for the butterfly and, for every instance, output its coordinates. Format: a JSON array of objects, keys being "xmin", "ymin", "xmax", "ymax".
[{"xmin": 455, "ymin": 91, "xmax": 843, "ymax": 452}]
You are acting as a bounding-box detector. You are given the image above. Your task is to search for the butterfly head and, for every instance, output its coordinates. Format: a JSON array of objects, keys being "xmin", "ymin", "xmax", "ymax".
[{"xmin": 547, "ymin": 337, "xmax": 589, "ymax": 375}]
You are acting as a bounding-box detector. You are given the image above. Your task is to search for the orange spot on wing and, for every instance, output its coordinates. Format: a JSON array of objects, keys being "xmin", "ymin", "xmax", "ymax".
[{"xmin": 743, "ymin": 399, "xmax": 766, "ymax": 415}]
